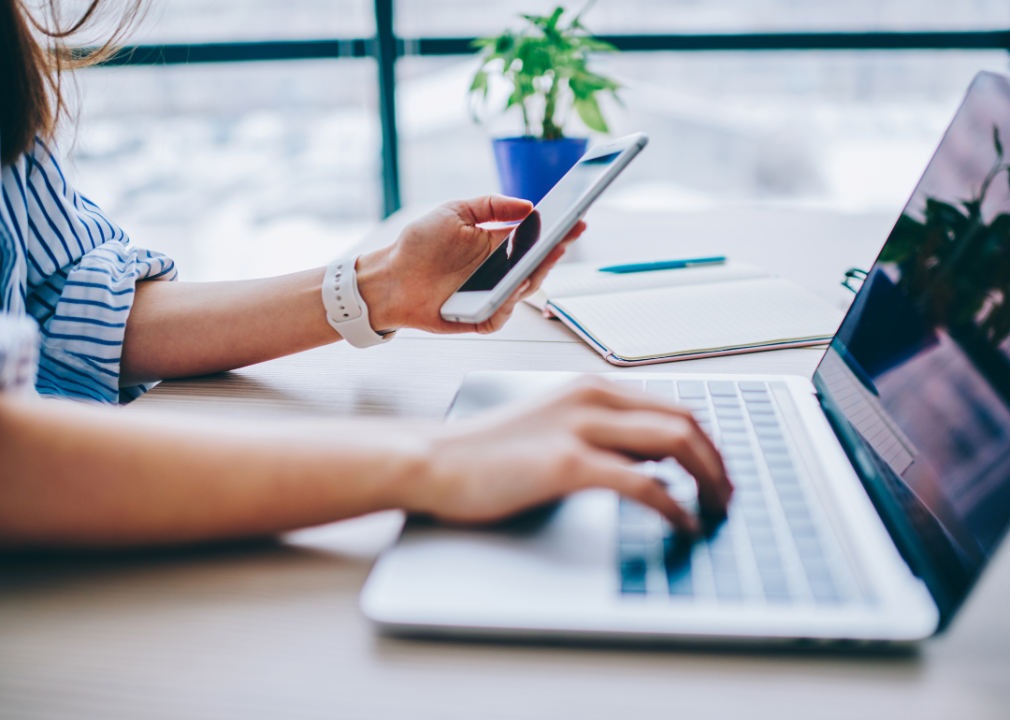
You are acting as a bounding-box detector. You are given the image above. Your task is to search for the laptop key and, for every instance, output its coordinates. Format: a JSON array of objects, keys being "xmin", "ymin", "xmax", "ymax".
[
  {"xmin": 646, "ymin": 379, "xmax": 675, "ymax": 397},
  {"xmin": 750, "ymin": 414, "xmax": 780, "ymax": 427},
  {"xmin": 677, "ymin": 381, "xmax": 706, "ymax": 399},
  {"xmin": 619, "ymin": 497, "xmax": 654, "ymax": 520},
  {"xmin": 787, "ymin": 517, "xmax": 819, "ymax": 539},
  {"xmin": 769, "ymin": 466, "xmax": 799, "ymax": 483},
  {"xmin": 776, "ymin": 485, "xmax": 806, "ymax": 503},
  {"xmin": 743, "ymin": 506, "xmax": 771, "ymax": 524},
  {"xmin": 752, "ymin": 544, "xmax": 783, "ymax": 568},
  {"xmin": 713, "ymin": 396, "xmax": 741, "ymax": 408},
  {"xmin": 726, "ymin": 458, "xmax": 759, "ymax": 474},
  {"xmin": 733, "ymin": 485, "xmax": 764, "ymax": 501},
  {"xmin": 664, "ymin": 536, "xmax": 694, "ymax": 596},
  {"xmin": 718, "ymin": 419, "xmax": 747, "ymax": 432},
  {"xmin": 679, "ymin": 399, "xmax": 708, "ymax": 411},
  {"xmin": 765, "ymin": 456, "xmax": 794, "ymax": 470},
  {"xmin": 713, "ymin": 572, "xmax": 744, "ymax": 601},
  {"xmin": 708, "ymin": 381, "xmax": 738, "ymax": 397},
  {"xmin": 793, "ymin": 535, "xmax": 826, "ymax": 561},
  {"xmin": 759, "ymin": 569, "xmax": 791, "ymax": 601},
  {"xmin": 746, "ymin": 524, "xmax": 778, "ymax": 547},
  {"xmin": 721, "ymin": 446, "xmax": 755, "ymax": 461},
  {"xmin": 619, "ymin": 544, "xmax": 650, "ymax": 594},
  {"xmin": 810, "ymin": 579, "xmax": 840, "ymax": 604},
  {"xmin": 803, "ymin": 560, "xmax": 834, "ymax": 583},
  {"xmin": 714, "ymin": 406, "xmax": 744, "ymax": 419},
  {"xmin": 738, "ymin": 381, "xmax": 767, "ymax": 392},
  {"xmin": 720, "ymin": 431, "xmax": 750, "ymax": 446}
]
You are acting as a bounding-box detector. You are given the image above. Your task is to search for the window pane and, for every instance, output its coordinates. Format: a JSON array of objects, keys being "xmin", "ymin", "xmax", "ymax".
[
  {"xmin": 134, "ymin": 0, "xmax": 374, "ymax": 43},
  {"xmin": 397, "ymin": 50, "xmax": 1010, "ymax": 216},
  {"xmin": 71, "ymin": 60, "xmax": 381, "ymax": 281},
  {"xmin": 396, "ymin": 0, "xmax": 1010, "ymax": 36}
]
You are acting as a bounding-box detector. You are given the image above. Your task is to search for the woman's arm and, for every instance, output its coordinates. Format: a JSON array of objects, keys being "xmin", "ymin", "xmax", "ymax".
[
  {"xmin": 120, "ymin": 196, "xmax": 581, "ymax": 386},
  {"xmin": 0, "ymin": 377, "xmax": 730, "ymax": 548}
]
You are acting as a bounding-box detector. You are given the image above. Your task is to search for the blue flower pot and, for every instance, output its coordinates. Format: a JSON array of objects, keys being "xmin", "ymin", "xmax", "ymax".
[{"xmin": 492, "ymin": 136, "xmax": 589, "ymax": 205}]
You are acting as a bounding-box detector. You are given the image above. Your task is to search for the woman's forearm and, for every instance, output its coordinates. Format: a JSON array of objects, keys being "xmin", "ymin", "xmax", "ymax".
[
  {"xmin": 120, "ymin": 269, "xmax": 338, "ymax": 386},
  {"xmin": 119, "ymin": 196, "xmax": 579, "ymax": 387},
  {"xmin": 0, "ymin": 396, "xmax": 428, "ymax": 548},
  {"xmin": 0, "ymin": 378, "xmax": 731, "ymax": 549}
]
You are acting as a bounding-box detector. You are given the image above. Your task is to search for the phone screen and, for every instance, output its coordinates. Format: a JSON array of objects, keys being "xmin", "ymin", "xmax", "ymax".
[{"xmin": 456, "ymin": 151, "xmax": 623, "ymax": 292}]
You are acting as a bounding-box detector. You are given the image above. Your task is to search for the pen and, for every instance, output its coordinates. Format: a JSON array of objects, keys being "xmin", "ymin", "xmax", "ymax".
[{"xmin": 598, "ymin": 256, "xmax": 727, "ymax": 274}]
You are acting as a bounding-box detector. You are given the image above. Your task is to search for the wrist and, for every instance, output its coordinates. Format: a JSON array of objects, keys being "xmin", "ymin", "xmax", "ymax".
[
  {"xmin": 368, "ymin": 424, "xmax": 441, "ymax": 515},
  {"xmin": 354, "ymin": 249, "xmax": 400, "ymax": 333},
  {"xmin": 389, "ymin": 425, "xmax": 464, "ymax": 517}
]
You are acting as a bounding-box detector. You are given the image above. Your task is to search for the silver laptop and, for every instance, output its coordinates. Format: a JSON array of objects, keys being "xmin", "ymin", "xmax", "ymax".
[{"xmin": 360, "ymin": 71, "xmax": 1010, "ymax": 646}]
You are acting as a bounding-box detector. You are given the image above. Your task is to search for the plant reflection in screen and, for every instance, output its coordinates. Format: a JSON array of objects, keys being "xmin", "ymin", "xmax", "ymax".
[{"xmin": 881, "ymin": 126, "xmax": 1010, "ymax": 349}]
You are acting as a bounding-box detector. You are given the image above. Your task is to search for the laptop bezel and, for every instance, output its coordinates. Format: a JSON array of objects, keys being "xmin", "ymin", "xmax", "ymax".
[{"xmin": 810, "ymin": 71, "xmax": 1010, "ymax": 631}]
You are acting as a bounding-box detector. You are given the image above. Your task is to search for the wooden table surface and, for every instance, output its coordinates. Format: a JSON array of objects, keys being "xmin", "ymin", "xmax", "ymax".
[{"xmin": 2, "ymin": 204, "xmax": 1008, "ymax": 719}]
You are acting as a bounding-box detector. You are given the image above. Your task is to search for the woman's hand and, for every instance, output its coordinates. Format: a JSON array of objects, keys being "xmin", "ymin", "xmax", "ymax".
[
  {"xmin": 403, "ymin": 376, "xmax": 733, "ymax": 534},
  {"xmin": 355, "ymin": 195, "xmax": 585, "ymax": 335}
]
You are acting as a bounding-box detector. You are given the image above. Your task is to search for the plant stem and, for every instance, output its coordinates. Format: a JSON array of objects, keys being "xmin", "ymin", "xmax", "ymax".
[{"xmin": 542, "ymin": 74, "xmax": 561, "ymax": 140}]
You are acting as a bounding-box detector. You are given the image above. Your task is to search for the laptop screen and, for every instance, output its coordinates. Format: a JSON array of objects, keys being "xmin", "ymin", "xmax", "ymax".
[{"xmin": 813, "ymin": 71, "xmax": 1010, "ymax": 616}]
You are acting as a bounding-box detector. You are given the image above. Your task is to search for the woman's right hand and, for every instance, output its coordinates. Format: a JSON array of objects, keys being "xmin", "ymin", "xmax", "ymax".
[{"xmin": 404, "ymin": 376, "xmax": 732, "ymax": 533}]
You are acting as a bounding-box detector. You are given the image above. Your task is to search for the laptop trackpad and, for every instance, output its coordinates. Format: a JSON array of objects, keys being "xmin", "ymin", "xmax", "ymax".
[{"xmin": 361, "ymin": 490, "xmax": 619, "ymax": 628}]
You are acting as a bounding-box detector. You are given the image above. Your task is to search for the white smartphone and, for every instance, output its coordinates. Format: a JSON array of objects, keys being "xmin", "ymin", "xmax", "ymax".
[{"xmin": 440, "ymin": 132, "xmax": 649, "ymax": 324}]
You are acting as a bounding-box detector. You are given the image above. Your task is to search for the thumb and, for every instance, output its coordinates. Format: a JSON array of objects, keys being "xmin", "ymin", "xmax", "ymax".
[{"xmin": 457, "ymin": 194, "xmax": 533, "ymax": 225}]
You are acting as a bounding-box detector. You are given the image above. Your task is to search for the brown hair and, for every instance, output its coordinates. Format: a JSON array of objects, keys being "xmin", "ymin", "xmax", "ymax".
[{"xmin": 0, "ymin": 0, "xmax": 146, "ymax": 166}]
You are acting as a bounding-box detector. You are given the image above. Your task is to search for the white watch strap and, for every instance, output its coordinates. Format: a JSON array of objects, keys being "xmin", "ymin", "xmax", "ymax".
[{"xmin": 321, "ymin": 256, "xmax": 396, "ymax": 349}]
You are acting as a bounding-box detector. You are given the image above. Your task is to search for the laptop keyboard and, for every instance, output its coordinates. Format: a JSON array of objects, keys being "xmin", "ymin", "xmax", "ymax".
[{"xmin": 615, "ymin": 379, "xmax": 848, "ymax": 606}]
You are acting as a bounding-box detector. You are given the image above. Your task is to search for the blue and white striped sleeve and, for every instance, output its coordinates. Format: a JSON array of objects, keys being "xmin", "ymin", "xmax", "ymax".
[{"xmin": 1, "ymin": 139, "xmax": 177, "ymax": 404}]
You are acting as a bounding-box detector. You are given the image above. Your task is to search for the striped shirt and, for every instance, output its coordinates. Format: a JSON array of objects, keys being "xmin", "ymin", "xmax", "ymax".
[
  {"xmin": 1, "ymin": 136, "xmax": 177, "ymax": 403},
  {"xmin": 0, "ymin": 309, "xmax": 38, "ymax": 397}
]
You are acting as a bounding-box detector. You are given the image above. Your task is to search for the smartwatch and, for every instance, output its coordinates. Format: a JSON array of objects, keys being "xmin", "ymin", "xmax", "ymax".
[{"xmin": 321, "ymin": 256, "xmax": 396, "ymax": 349}]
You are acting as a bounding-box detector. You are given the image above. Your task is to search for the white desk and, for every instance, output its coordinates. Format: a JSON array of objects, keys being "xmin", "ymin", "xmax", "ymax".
[{"xmin": 2, "ymin": 205, "xmax": 1008, "ymax": 719}]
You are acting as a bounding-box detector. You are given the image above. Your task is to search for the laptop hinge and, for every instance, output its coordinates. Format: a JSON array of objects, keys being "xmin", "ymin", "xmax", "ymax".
[{"xmin": 814, "ymin": 383, "xmax": 957, "ymax": 630}]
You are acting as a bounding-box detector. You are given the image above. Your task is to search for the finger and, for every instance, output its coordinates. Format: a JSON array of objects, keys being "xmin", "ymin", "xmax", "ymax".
[
  {"xmin": 522, "ymin": 238, "xmax": 573, "ymax": 297},
  {"xmin": 577, "ymin": 408, "xmax": 731, "ymax": 513},
  {"xmin": 455, "ymin": 195, "xmax": 533, "ymax": 226},
  {"xmin": 476, "ymin": 280, "xmax": 530, "ymax": 334},
  {"xmin": 561, "ymin": 219, "xmax": 587, "ymax": 243},
  {"xmin": 573, "ymin": 452, "xmax": 700, "ymax": 534}
]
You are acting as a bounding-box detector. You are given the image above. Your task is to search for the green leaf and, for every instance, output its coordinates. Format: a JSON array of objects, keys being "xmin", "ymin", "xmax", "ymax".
[
  {"xmin": 574, "ymin": 95, "xmax": 608, "ymax": 133},
  {"xmin": 519, "ymin": 44, "xmax": 552, "ymax": 77},
  {"xmin": 472, "ymin": 3, "xmax": 620, "ymax": 138},
  {"xmin": 469, "ymin": 70, "xmax": 488, "ymax": 94}
]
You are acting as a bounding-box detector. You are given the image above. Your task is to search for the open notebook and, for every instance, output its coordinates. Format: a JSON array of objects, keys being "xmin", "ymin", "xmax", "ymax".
[{"xmin": 525, "ymin": 262, "xmax": 844, "ymax": 365}]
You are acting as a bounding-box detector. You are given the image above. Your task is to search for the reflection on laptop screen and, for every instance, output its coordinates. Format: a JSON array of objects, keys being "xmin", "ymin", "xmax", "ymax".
[{"xmin": 814, "ymin": 71, "xmax": 1010, "ymax": 611}]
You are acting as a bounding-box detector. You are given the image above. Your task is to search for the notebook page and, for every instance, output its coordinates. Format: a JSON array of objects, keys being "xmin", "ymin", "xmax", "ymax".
[
  {"xmin": 525, "ymin": 262, "xmax": 768, "ymax": 310},
  {"xmin": 551, "ymin": 277, "xmax": 843, "ymax": 361}
]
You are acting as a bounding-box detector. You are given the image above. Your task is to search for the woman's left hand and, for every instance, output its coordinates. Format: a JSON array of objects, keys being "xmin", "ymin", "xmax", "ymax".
[{"xmin": 355, "ymin": 195, "xmax": 585, "ymax": 335}]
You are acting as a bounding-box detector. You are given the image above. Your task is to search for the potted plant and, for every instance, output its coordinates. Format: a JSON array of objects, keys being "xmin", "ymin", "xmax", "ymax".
[{"xmin": 469, "ymin": 5, "xmax": 621, "ymax": 204}]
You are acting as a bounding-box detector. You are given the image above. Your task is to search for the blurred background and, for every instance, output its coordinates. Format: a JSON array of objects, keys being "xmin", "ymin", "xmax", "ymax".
[{"xmin": 65, "ymin": 0, "xmax": 1010, "ymax": 281}]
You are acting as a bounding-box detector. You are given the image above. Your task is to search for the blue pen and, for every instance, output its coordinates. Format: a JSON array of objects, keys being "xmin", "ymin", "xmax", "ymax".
[{"xmin": 598, "ymin": 256, "xmax": 727, "ymax": 274}]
